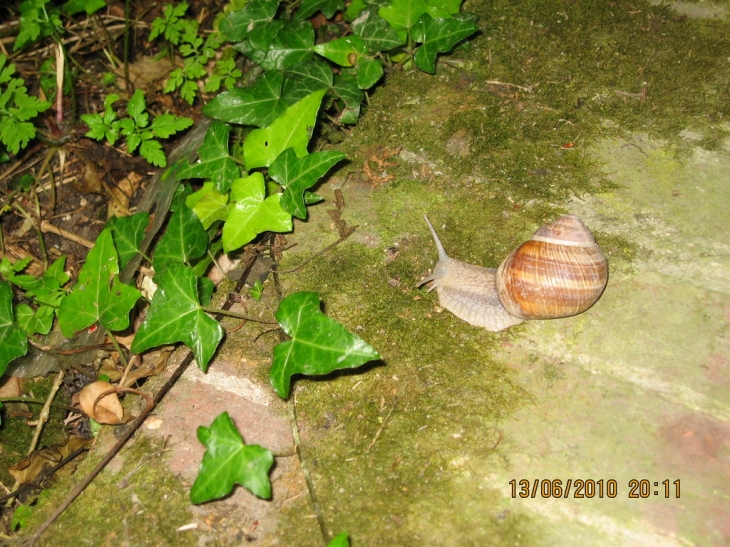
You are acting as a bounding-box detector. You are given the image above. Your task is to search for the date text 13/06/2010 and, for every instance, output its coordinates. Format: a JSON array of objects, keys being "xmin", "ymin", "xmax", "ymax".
[{"xmin": 509, "ymin": 479, "xmax": 681, "ymax": 499}]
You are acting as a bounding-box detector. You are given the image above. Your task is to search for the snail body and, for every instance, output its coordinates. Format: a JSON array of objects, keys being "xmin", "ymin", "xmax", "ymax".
[{"xmin": 419, "ymin": 215, "xmax": 608, "ymax": 331}]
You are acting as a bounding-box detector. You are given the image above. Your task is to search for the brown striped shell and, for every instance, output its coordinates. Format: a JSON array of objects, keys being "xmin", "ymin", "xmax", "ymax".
[
  {"xmin": 495, "ymin": 215, "xmax": 608, "ymax": 320},
  {"xmin": 420, "ymin": 214, "xmax": 608, "ymax": 331}
]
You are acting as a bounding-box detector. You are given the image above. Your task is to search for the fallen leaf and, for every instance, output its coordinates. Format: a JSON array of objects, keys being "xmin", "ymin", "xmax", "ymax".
[
  {"xmin": 9, "ymin": 437, "xmax": 90, "ymax": 484},
  {"xmin": 79, "ymin": 381, "xmax": 124, "ymax": 424}
]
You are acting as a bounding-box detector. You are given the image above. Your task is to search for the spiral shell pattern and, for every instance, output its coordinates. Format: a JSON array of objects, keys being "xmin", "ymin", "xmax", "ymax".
[{"xmin": 496, "ymin": 215, "xmax": 608, "ymax": 320}]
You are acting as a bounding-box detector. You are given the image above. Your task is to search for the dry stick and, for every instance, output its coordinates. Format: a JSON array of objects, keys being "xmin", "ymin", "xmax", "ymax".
[
  {"xmin": 365, "ymin": 397, "xmax": 398, "ymax": 454},
  {"xmin": 275, "ymin": 231, "xmax": 356, "ymax": 275},
  {"xmin": 288, "ymin": 397, "xmax": 330, "ymax": 546},
  {"xmin": 27, "ymin": 259, "xmax": 260, "ymax": 546},
  {"xmin": 9, "ymin": 371, "xmax": 66, "ymax": 498},
  {"xmin": 39, "ymin": 220, "xmax": 95, "ymax": 248}
]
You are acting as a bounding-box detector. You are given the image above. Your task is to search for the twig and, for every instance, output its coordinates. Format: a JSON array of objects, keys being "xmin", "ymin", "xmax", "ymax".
[
  {"xmin": 275, "ymin": 231, "xmax": 356, "ymax": 275},
  {"xmin": 27, "ymin": 371, "xmax": 65, "ymax": 457},
  {"xmin": 365, "ymin": 397, "xmax": 398, "ymax": 454},
  {"xmin": 289, "ymin": 396, "xmax": 330, "ymax": 546},
  {"xmin": 483, "ymin": 79, "xmax": 534, "ymax": 92},
  {"xmin": 39, "ymin": 220, "xmax": 95, "ymax": 248},
  {"xmin": 11, "ymin": 371, "xmax": 66, "ymax": 495}
]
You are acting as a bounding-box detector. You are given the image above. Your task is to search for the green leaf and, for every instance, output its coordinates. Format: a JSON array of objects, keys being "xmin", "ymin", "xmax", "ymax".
[
  {"xmin": 139, "ymin": 138, "xmax": 167, "ymax": 167},
  {"xmin": 131, "ymin": 262, "xmax": 224, "ymax": 371},
  {"xmin": 16, "ymin": 302, "xmax": 53, "ymax": 336},
  {"xmin": 202, "ymin": 72, "xmax": 288, "ymax": 128},
  {"xmin": 126, "ymin": 89, "xmax": 146, "ymax": 124},
  {"xmin": 412, "ymin": 13, "xmax": 479, "ymax": 73},
  {"xmin": 344, "ymin": 0, "xmax": 368, "ymax": 20},
  {"xmin": 426, "ymin": 0, "xmax": 462, "ymax": 15},
  {"xmin": 0, "ymin": 280, "xmax": 28, "ymax": 375},
  {"xmin": 222, "ymin": 173, "xmax": 292, "ymax": 252},
  {"xmin": 282, "ymin": 61, "xmax": 334, "ymax": 103},
  {"xmin": 296, "ymin": 0, "xmax": 345, "ymax": 20},
  {"xmin": 153, "ymin": 186, "xmax": 208, "ymax": 270},
  {"xmin": 249, "ymin": 280, "xmax": 264, "ymax": 301},
  {"xmin": 328, "ymin": 533, "xmax": 350, "ymax": 547},
  {"xmin": 351, "ymin": 7, "xmax": 404, "ymax": 52},
  {"xmin": 235, "ymin": 20, "xmax": 314, "ymax": 72},
  {"xmin": 81, "ymin": 113, "xmax": 109, "ymax": 142},
  {"xmin": 379, "ymin": 0, "xmax": 429, "ymax": 42},
  {"xmin": 331, "ymin": 72, "xmax": 362, "ymax": 124},
  {"xmin": 243, "ymin": 89, "xmax": 326, "ymax": 169},
  {"xmin": 313, "ymin": 36, "xmax": 369, "ymax": 67},
  {"xmin": 221, "ymin": 0, "xmax": 279, "ymax": 42},
  {"xmin": 15, "ymin": 0, "xmax": 62, "ymax": 51},
  {"xmin": 190, "ymin": 412, "xmax": 274, "ymax": 503},
  {"xmin": 187, "ymin": 182, "xmax": 230, "ymax": 229},
  {"xmin": 269, "ymin": 148, "xmax": 346, "ymax": 219},
  {"xmin": 58, "ymin": 228, "xmax": 140, "ymax": 337},
  {"xmin": 176, "ymin": 122, "xmax": 239, "ymax": 193},
  {"xmin": 63, "ymin": 0, "xmax": 106, "ymax": 16},
  {"xmin": 106, "ymin": 212, "xmax": 150, "ymax": 270},
  {"xmin": 356, "ymin": 57, "xmax": 384, "ymax": 89},
  {"xmin": 151, "ymin": 113, "xmax": 194, "ymax": 139},
  {"xmin": 270, "ymin": 292, "xmax": 381, "ymax": 398}
]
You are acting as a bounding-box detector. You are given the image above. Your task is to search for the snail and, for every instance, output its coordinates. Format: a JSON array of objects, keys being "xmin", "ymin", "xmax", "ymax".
[{"xmin": 419, "ymin": 214, "xmax": 608, "ymax": 331}]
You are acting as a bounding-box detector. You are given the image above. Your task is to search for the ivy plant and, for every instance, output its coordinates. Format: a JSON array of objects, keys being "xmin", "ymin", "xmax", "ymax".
[{"xmin": 1, "ymin": 0, "xmax": 481, "ymax": 534}]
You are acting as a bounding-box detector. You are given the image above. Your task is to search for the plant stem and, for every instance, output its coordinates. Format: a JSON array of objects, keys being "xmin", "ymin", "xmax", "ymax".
[
  {"xmin": 104, "ymin": 326, "xmax": 129, "ymax": 369},
  {"xmin": 124, "ymin": 0, "xmax": 131, "ymax": 92},
  {"xmin": 200, "ymin": 305, "xmax": 278, "ymax": 324}
]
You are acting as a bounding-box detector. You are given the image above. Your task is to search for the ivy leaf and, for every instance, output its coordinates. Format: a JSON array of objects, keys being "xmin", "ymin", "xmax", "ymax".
[
  {"xmin": 153, "ymin": 186, "xmax": 208, "ymax": 270},
  {"xmin": 16, "ymin": 302, "xmax": 53, "ymax": 336},
  {"xmin": 243, "ymin": 88, "xmax": 326, "ymax": 169},
  {"xmin": 176, "ymin": 122, "xmax": 239, "ymax": 193},
  {"xmin": 282, "ymin": 61, "xmax": 333, "ymax": 103},
  {"xmin": 191, "ymin": 412, "xmax": 274, "ymax": 503},
  {"xmin": 0, "ymin": 280, "xmax": 27, "ymax": 375},
  {"xmin": 187, "ymin": 182, "xmax": 230, "ymax": 229},
  {"xmin": 328, "ymin": 533, "xmax": 350, "ymax": 547},
  {"xmin": 235, "ymin": 20, "xmax": 314, "ymax": 71},
  {"xmin": 270, "ymin": 292, "xmax": 381, "ymax": 399},
  {"xmin": 379, "ymin": 0, "xmax": 429, "ymax": 42},
  {"xmin": 131, "ymin": 262, "xmax": 223, "ymax": 371},
  {"xmin": 107, "ymin": 212, "xmax": 150, "ymax": 270},
  {"xmin": 426, "ymin": 0, "xmax": 462, "ymax": 15},
  {"xmin": 202, "ymin": 72, "xmax": 288, "ymax": 128},
  {"xmin": 313, "ymin": 36, "xmax": 369, "ymax": 67},
  {"xmin": 412, "ymin": 13, "xmax": 479, "ymax": 73},
  {"xmin": 222, "ymin": 173, "xmax": 292, "ymax": 252},
  {"xmin": 296, "ymin": 0, "xmax": 345, "ymax": 19},
  {"xmin": 58, "ymin": 228, "xmax": 141, "ymax": 337},
  {"xmin": 331, "ymin": 73, "xmax": 362, "ymax": 124},
  {"xmin": 221, "ymin": 0, "xmax": 279, "ymax": 42},
  {"xmin": 351, "ymin": 7, "xmax": 404, "ymax": 52},
  {"xmin": 356, "ymin": 57, "xmax": 384, "ymax": 89},
  {"xmin": 269, "ymin": 148, "xmax": 346, "ymax": 219}
]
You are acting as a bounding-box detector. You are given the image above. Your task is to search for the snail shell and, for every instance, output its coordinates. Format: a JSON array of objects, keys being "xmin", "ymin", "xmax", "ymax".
[{"xmin": 419, "ymin": 215, "xmax": 608, "ymax": 331}]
